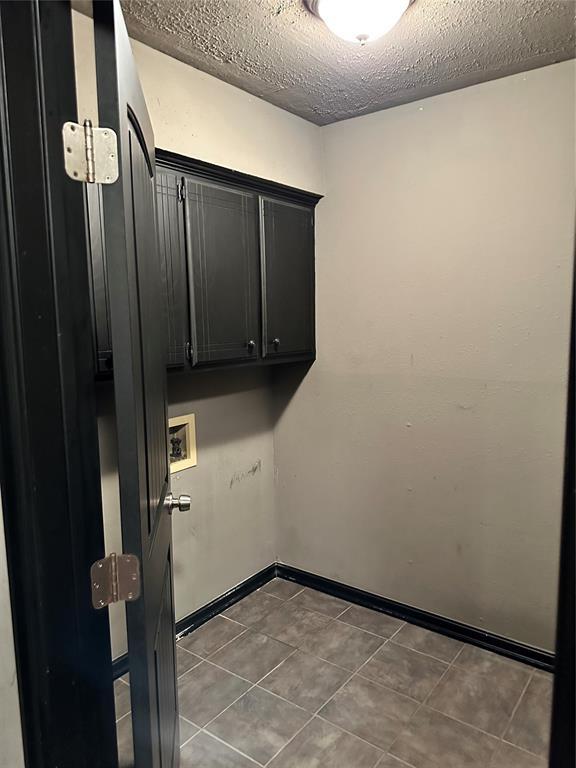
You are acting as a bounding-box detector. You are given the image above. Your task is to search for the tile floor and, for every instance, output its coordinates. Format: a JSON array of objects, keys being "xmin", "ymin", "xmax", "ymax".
[{"xmin": 115, "ymin": 578, "xmax": 553, "ymax": 768}]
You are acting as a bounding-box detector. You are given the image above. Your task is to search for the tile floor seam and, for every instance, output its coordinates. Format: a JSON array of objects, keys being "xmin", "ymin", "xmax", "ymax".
[
  {"xmin": 385, "ymin": 626, "xmax": 474, "ymax": 758},
  {"xmin": 499, "ymin": 668, "xmax": 537, "ymax": 744},
  {"xmin": 197, "ymin": 728, "xmax": 265, "ymax": 766},
  {"xmin": 375, "ymin": 753, "xmax": 417, "ymax": 768},
  {"xmin": 261, "ymin": 626, "xmax": 397, "ymax": 765},
  {"xmin": 179, "ymin": 713, "xmax": 202, "ymax": 729},
  {"xmin": 203, "ymin": 626, "xmax": 251, "ymax": 660},
  {"xmin": 353, "ymin": 670, "xmax": 425, "ymax": 705},
  {"xmin": 198, "ymin": 647, "xmax": 303, "ymax": 748},
  {"xmin": 207, "ymin": 647, "xmax": 299, "ymax": 687},
  {"xmin": 178, "ymin": 644, "xmax": 206, "ymax": 660},
  {"xmin": 338, "ymin": 615, "xmax": 408, "ymax": 640},
  {"xmin": 279, "ymin": 625, "xmax": 411, "ymax": 758},
  {"xmin": 284, "ymin": 593, "xmax": 350, "ymax": 621},
  {"xmin": 314, "ymin": 712, "xmax": 388, "ymax": 755},
  {"xmin": 385, "ymin": 638, "xmax": 462, "ymax": 665}
]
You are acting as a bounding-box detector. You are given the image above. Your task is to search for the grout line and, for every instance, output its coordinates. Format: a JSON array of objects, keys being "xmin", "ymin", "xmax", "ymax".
[
  {"xmin": 198, "ymin": 729, "xmax": 264, "ymax": 765},
  {"xmin": 115, "ymin": 710, "xmax": 131, "ymax": 726},
  {"xmin": 198, "ymin": 646, "xmax": 302, "ymax": 743},
  {"xmin": 386, "ymin": 624, "xmax": 471, "ymax": 759},
  {"xmin": 384, "ymin": 638, "xmax": 463, "ymax": 665},
  {"xmin": 262, "ymin": 624, "xmax": 406, "ymax": 765},
  {"xmin": 179, "ymin": 713, "xmax": 202, "ymax": 729}
]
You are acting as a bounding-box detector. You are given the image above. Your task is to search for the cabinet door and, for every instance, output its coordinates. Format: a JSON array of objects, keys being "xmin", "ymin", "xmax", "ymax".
[
  {"xmin": 185, "ymin": 178, "xmax": 260, "ymax": 365},
  {"xmin": 260, "ymin": 198, "xmax": 315, "ymax": 359},
  {"xmin": 156, "ymin": 169, "xmax": 188, "ymax": 367}
]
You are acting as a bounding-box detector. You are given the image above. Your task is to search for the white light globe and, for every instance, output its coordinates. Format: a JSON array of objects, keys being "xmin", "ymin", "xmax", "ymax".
[{"xmin": 316, "ymin": 0, "xmax": 410, "ymax": 44}]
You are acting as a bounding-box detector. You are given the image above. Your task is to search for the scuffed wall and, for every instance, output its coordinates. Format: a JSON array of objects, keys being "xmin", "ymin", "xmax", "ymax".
[{"xmin": 274, "ymin": 61, "xmax": 575, "ymax": 651}]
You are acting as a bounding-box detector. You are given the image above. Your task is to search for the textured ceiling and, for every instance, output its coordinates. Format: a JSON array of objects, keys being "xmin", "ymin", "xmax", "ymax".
[{"xmin": 115, "ymin": 0, "xmax": 575, "ymax": 125}]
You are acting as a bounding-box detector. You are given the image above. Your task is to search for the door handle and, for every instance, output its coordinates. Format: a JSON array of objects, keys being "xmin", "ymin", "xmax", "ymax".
[{"xmin": 164, "ymin": 493, "xmax": 191, "ymax": 513}]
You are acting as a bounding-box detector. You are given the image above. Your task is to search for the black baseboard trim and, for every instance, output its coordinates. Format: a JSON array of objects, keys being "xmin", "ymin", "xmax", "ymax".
[
  {"xmin": 175, "ymin": 564, "xmax": 277, "ymax": 638},
  {"xmin": 277, "ymin": 564, "xmax": 555, "ymax": 673},
  {"xmin": 113, "ymin": 561, "xmax": 554, "ymax": 678}
]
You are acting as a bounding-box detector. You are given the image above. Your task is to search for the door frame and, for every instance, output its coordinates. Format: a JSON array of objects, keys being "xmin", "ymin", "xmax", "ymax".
[
  {"xmin": 0, "ymin": 2, "xmax": 117, "ymax": 767},
  {"xmin": 549, "ymin": 244, "xmax": 575, "ymax": 766},
  {"xmin": 0, "ymin": 1, "xmax": 574, "ymax": 766}
]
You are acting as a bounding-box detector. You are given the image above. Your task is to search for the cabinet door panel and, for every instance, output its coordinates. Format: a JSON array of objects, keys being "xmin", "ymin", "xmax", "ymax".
[
  {"xmin": 261, "ymin": 198, "xmax": 315, "ymax": 359},
  {"xmin": 185, "ymin": 179, "xmax": 259, "ymax": 364},
  {"xmin": 156, "ymin": 170, "xmax": 188, "ymax": 367}
]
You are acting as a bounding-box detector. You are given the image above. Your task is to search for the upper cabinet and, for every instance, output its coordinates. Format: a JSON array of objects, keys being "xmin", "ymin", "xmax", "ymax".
[
  {"xmin": 86, "ymin": 150, "xmax": 321, "ymax": 375},
  {"xmin": 185, "ymin": 179, "xmax": 260, "ymax": 365},
  {"xmin": 260, "ymin": 198, "xmax": 315, "ymax": 360},
  {"xmin": 156, "ymin": 169, "xmax": 188, "ymax": 368}
]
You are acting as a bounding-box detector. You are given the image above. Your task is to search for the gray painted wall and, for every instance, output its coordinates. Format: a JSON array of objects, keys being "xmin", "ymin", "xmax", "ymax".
[{"xmin": 274, "ymin": 61, "xmax": 575, "ymax": 652}]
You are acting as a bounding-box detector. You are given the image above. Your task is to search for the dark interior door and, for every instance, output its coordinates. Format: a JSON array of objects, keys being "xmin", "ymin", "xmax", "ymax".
[
  {"xmin": 185, "ymin": 177, "xmax": 260, "ymax": 364},
  {"xmin": 260, "ymin": 197, "xmax": 315, "ymax": 358},
  {"xmin": 93, "ymin": 2, "xmax": 179, "ymax": 767}
]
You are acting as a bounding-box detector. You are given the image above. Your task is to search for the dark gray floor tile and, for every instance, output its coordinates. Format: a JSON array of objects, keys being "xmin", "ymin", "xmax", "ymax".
[
  {"xmin": 360, "ymin": 642, "xmax": 447, "ymax": 701},
  {"xmin": 177, "ymin": 646, "xmax": 202, "ymax": 678},
  {"xmin": 178, "ymin": 661, "xmax": 251, "ymax": 727},
  {"xmin": 338, "ymin": 605, "xmax": 404, "ymax": 638},
  {"xmin": 178, "ymin": 616, "xmax": 246, "ymax": 658},
  {"xmin": 259, "ymin": 649, "xmax": 349, "ymax": 712},
  {"xmin": 491, "ymin": 742, "xmax": 547, "ymax": 768},
  {"xmin": 505, "ymin": 674, "xmax": 552, "ymax": 757},
  {"xmin": 300, "ymin": 620, "xmax": 383, "ymax": 670},
  {"xmin": 116, "ymin": 714, "xmax": 133, "ymax": 768},
  {"xmin": 320, "ymin": 675, "xmax": 418, "ymax": 751},
  {"xmin": 255, "ymin": 603, "xmax": 331, "ymax": 647},
  {"xmin": 260, "ymin": 578, "xmax": 304, "ymax": 600},
  {"xmin": 179, "ymin": 717, "xmax": 198, "ymax": 747},
  {"xmin": 455, "ymin": 645, "xmax": 532, "ymax": 677},
  {"xmin": 269, "ymin": 717, "xmax": 382, "ymax": 768},
  {"xmin": 288, "ymin": 587, "xmax": 350, "ymax": 618},
  {"xmin": 207, "ymin": 686, "xmax": 310, "ymax": 764},
  {"xmin": 393, "ymin": 624, "xmax": 463, "ymax": 662},
  {"xmin": 223, "ymin": 591, "xmax": 283, "ymax": 626},
  {"xmin": 427, "ymin": 663, "xmax": 529, "ymax": 736},
  {"xmin": 210, "ymin": 630, "xmax": 293, "ymax": 683},
  {"xmin": 114, "ymin": 679, "xmax": 131, "ymax": 721},
  {"xmin": 390, "ymin": 707, "xmax": 499, "ymax": 767},
  {"xmin": 180, "ymin": 732, "xmax": 258, "ymax": 767}
]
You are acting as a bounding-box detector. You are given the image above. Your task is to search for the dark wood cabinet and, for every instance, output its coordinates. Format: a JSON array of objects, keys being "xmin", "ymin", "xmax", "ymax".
[
  {"xmin": 185, "ymin": 179, "xmax": 260, "ymax": 366},
  {"xmin": 260, "ymin": 198, "xmax": 315, "ymax": 360},
  {"xmin": 86, "ymin": 150, "xmax": 320, "ymax": 375},
  {"xmin": 156, "ymin": 169, "xmax": 188, "ymax": 367}
]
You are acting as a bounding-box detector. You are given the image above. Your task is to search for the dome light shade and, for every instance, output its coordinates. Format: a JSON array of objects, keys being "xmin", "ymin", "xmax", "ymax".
[{"xmin": 311, "ymin": 0, "xmax": 410, "ymax": 44}]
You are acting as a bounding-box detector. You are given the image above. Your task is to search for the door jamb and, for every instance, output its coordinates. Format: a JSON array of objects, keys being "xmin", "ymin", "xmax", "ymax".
[{"xmin": 0, "ymin": 1, "xmax": 117, "ymax": 766}]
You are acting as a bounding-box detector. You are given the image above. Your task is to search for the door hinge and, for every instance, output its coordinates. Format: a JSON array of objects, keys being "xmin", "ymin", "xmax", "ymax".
[
  {"xmin": 62, "ymin": 119, "xmax": 119, "ymax": 184},
  {"xmin": 90, "ymin": 552, "xmax": 141, "ymax": 610},
  {"xmin": 177, "ymin": 177, "xmax": 186, "ymax": 202}
]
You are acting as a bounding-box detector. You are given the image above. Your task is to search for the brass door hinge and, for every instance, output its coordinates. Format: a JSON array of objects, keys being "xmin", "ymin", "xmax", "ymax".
[
  {"xmin": 62, "ymin": 119, "xmax": 119, "ymax": 184},
  {"xmin": 91, "ymin": 552, "xmax": 141, "ymax": 610}
]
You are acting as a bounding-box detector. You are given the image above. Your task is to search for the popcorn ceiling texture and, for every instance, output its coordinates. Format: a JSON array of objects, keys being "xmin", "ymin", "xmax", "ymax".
[{"xmin": 117, "ymin": 0, "xmax": 575, "ymax": 125}]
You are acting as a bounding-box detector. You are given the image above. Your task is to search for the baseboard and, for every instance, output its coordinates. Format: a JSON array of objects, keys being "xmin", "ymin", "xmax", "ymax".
[
  {"xmin": 113, "ymin": 561, "xmax": 554, "ymax": 678},
  {"xmin": 175, "ymin": 563, "xmax": 277, "ymax": 638},
  {"xmin": 277, "ymin": 564, "xmax": 555, "ymax": 673}
]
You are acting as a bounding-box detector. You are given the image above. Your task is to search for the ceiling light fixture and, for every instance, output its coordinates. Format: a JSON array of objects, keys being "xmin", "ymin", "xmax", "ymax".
[{"xmin": 306, "ymin": 0, "xmax": 410, "ymax": 45}]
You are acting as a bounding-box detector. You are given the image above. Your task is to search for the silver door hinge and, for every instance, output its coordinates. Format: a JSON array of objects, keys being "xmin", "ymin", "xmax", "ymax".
[
  {"xmin": 90, "ymin": 552, "xmax": 141, "ymax": 610},
  {"xmin": 63, "ymin": 119, "xmax": 119, "ymax": 184}
]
